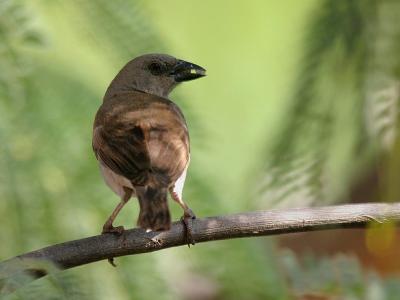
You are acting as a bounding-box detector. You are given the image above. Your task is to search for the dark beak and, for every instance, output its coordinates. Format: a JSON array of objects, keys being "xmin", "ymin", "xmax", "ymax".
[{"xmin": 171, "ymin": 60, "xmax": 206, "ymax": 82}]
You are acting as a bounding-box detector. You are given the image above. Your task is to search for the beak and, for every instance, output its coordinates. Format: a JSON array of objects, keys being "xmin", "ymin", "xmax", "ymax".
[{"xmin": 171, "ymin": 60, "xmax": 206, "ymax": 82}]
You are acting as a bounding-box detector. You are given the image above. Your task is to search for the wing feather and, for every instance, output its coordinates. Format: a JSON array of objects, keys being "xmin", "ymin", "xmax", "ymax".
[{"xmin": 92, "ymin": 92, "xmax": 190, "ymax": 187}]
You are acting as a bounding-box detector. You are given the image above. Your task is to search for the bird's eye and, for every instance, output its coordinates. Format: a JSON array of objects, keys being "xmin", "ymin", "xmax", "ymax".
[{"xmin": 148, "ymin": 62, "xmax": 165, "ymax": 75}]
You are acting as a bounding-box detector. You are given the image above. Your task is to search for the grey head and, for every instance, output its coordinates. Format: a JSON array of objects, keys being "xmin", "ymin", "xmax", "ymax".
[{"xmin": 104, "ymin": 53, "xmax": 206, "ymax": 99}]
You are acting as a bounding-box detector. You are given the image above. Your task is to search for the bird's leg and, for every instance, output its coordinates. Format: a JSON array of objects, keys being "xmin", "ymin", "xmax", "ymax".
[
  {"xmin": 169, "ymin": 187, "xmax": 196, "ymax": 246},
  {"xmin": 102, "ymin": 187, "xmax": 133, "ymax": 235}
]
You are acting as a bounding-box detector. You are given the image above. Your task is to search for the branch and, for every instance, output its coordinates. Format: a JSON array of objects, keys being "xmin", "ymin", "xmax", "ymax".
[{"xmin": 1, "ymin": 202, "xmax": 400, "ymax": 293}]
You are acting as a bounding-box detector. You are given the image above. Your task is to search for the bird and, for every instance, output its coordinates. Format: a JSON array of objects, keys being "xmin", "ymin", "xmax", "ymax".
[{"xmin": 92, "ymin": 53, "xmax": 206, "ymax": 244}]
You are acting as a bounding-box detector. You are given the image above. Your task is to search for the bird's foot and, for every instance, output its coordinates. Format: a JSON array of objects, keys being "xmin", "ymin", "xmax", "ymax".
[
  {"xmin": 181, "ymin": 209, "xmax": 196, "ymax": 247},
  {"xmin": 102, "ymin": 224, "xmax": 125, "ymax": 235},
  {"xmin": 101, "ymin": 224, "xmax": 125, "ymax": 267}
]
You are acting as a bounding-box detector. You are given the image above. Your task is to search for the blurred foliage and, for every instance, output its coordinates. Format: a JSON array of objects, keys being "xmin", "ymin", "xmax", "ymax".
[
  {"xmin": 258, "ymin": 0, "xmax": 400, "ymax": 209},
  {"xmin": 281, "ymin": 250, "xmax": 400, "ymax": 300},
  {"xmin": 1, "ymin": 0, "xmax": 400, "ymax": 299},
  {"xmin": 0, "ymin": 0, "xmax": 279, "ymax": 299}
]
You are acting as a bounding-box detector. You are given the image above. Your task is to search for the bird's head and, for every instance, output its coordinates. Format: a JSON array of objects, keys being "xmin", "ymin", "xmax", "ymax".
[{"xmin": 105, "ymin": 54, "xmax": 206, "ymax": 99}]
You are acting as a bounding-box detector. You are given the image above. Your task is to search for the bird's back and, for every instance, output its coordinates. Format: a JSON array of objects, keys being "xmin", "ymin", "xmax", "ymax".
[{"xmin": 93, "ymin": 91, "xmax": 190, "ymax": 189}]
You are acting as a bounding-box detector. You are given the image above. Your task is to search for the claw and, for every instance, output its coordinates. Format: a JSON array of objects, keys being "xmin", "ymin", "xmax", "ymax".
[
  {"xmin": 102, "ymin": 225, "xmax": 125, "ymax": 267},
  {"xmin": 102, "ymin": 225, "xmax": 125, "ymax": 235},
  {"xmin": 181, "ymin": 209, "xmax": 196, "ymax": 247},
  {"xmin": 168, "ymin": 187, "xmax": 196, "ymax": 247},
  {"xmin": 184, "ymin": 208, "xmax": 196, "ymax": 219},
  {"xmin": 108, "ymin": 258, "xmax": 117, "ymax": 267}
]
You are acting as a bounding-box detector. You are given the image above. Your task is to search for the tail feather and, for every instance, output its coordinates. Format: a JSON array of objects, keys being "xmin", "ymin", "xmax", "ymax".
[{"xmin": 136, "ymin": 185, "xmax": 171, "ymax": 231}]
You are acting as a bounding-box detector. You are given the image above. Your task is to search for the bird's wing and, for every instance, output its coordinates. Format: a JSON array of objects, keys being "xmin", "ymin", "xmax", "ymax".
[
  {"xmin": 93, "ymin": 92, "xmax": 189, "ymax": 187},
  {"xmin": 93, "ymin": 121, "xmax": 152, "ymax": 186}
]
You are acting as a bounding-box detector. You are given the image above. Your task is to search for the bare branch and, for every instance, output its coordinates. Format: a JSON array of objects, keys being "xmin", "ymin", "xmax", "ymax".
[{"xmin": 1, "ymin": 202, "xmax": 400, "ymax": 293}]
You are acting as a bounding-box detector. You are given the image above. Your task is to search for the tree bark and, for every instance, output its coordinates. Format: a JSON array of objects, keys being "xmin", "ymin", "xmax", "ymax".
[{"xmin": 1, "ymin": 202, "xmax": 400, "ymax": 293}]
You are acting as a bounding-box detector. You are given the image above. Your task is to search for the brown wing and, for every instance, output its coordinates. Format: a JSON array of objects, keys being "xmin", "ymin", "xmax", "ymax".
[
  {"xmin": 93, "ymin": 124, "xmax": 151, "ymax": 185},
  {"xmin": 93, "ymin": 91, "xmax": 189, "ymax": 187}
]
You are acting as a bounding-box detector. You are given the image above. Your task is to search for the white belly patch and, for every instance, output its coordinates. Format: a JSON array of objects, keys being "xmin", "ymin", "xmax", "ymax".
[
  {"xmin": 99, "ymin": 163, "xmax": 134, "ymax": 198},
  {"xmin": 173, "ymin": 166, "xmax": 188, "ymax": 200}
]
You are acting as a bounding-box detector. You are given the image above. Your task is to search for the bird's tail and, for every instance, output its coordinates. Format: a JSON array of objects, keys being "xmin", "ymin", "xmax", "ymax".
[{"xmin": 136, "ymin": 185, "xmax": 171, "ymax": 231}]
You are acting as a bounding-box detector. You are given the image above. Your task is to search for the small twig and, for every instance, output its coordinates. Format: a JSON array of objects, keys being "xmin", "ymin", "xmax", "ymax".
[{"xmin": 1, "ymin": 202, "xmax": 400, "ymax": 293}]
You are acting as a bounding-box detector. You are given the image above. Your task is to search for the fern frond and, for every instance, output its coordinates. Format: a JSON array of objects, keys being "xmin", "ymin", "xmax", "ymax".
[{"xmin": 259, "ymin": 0, "xmax": 400, "ymax": 207}]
